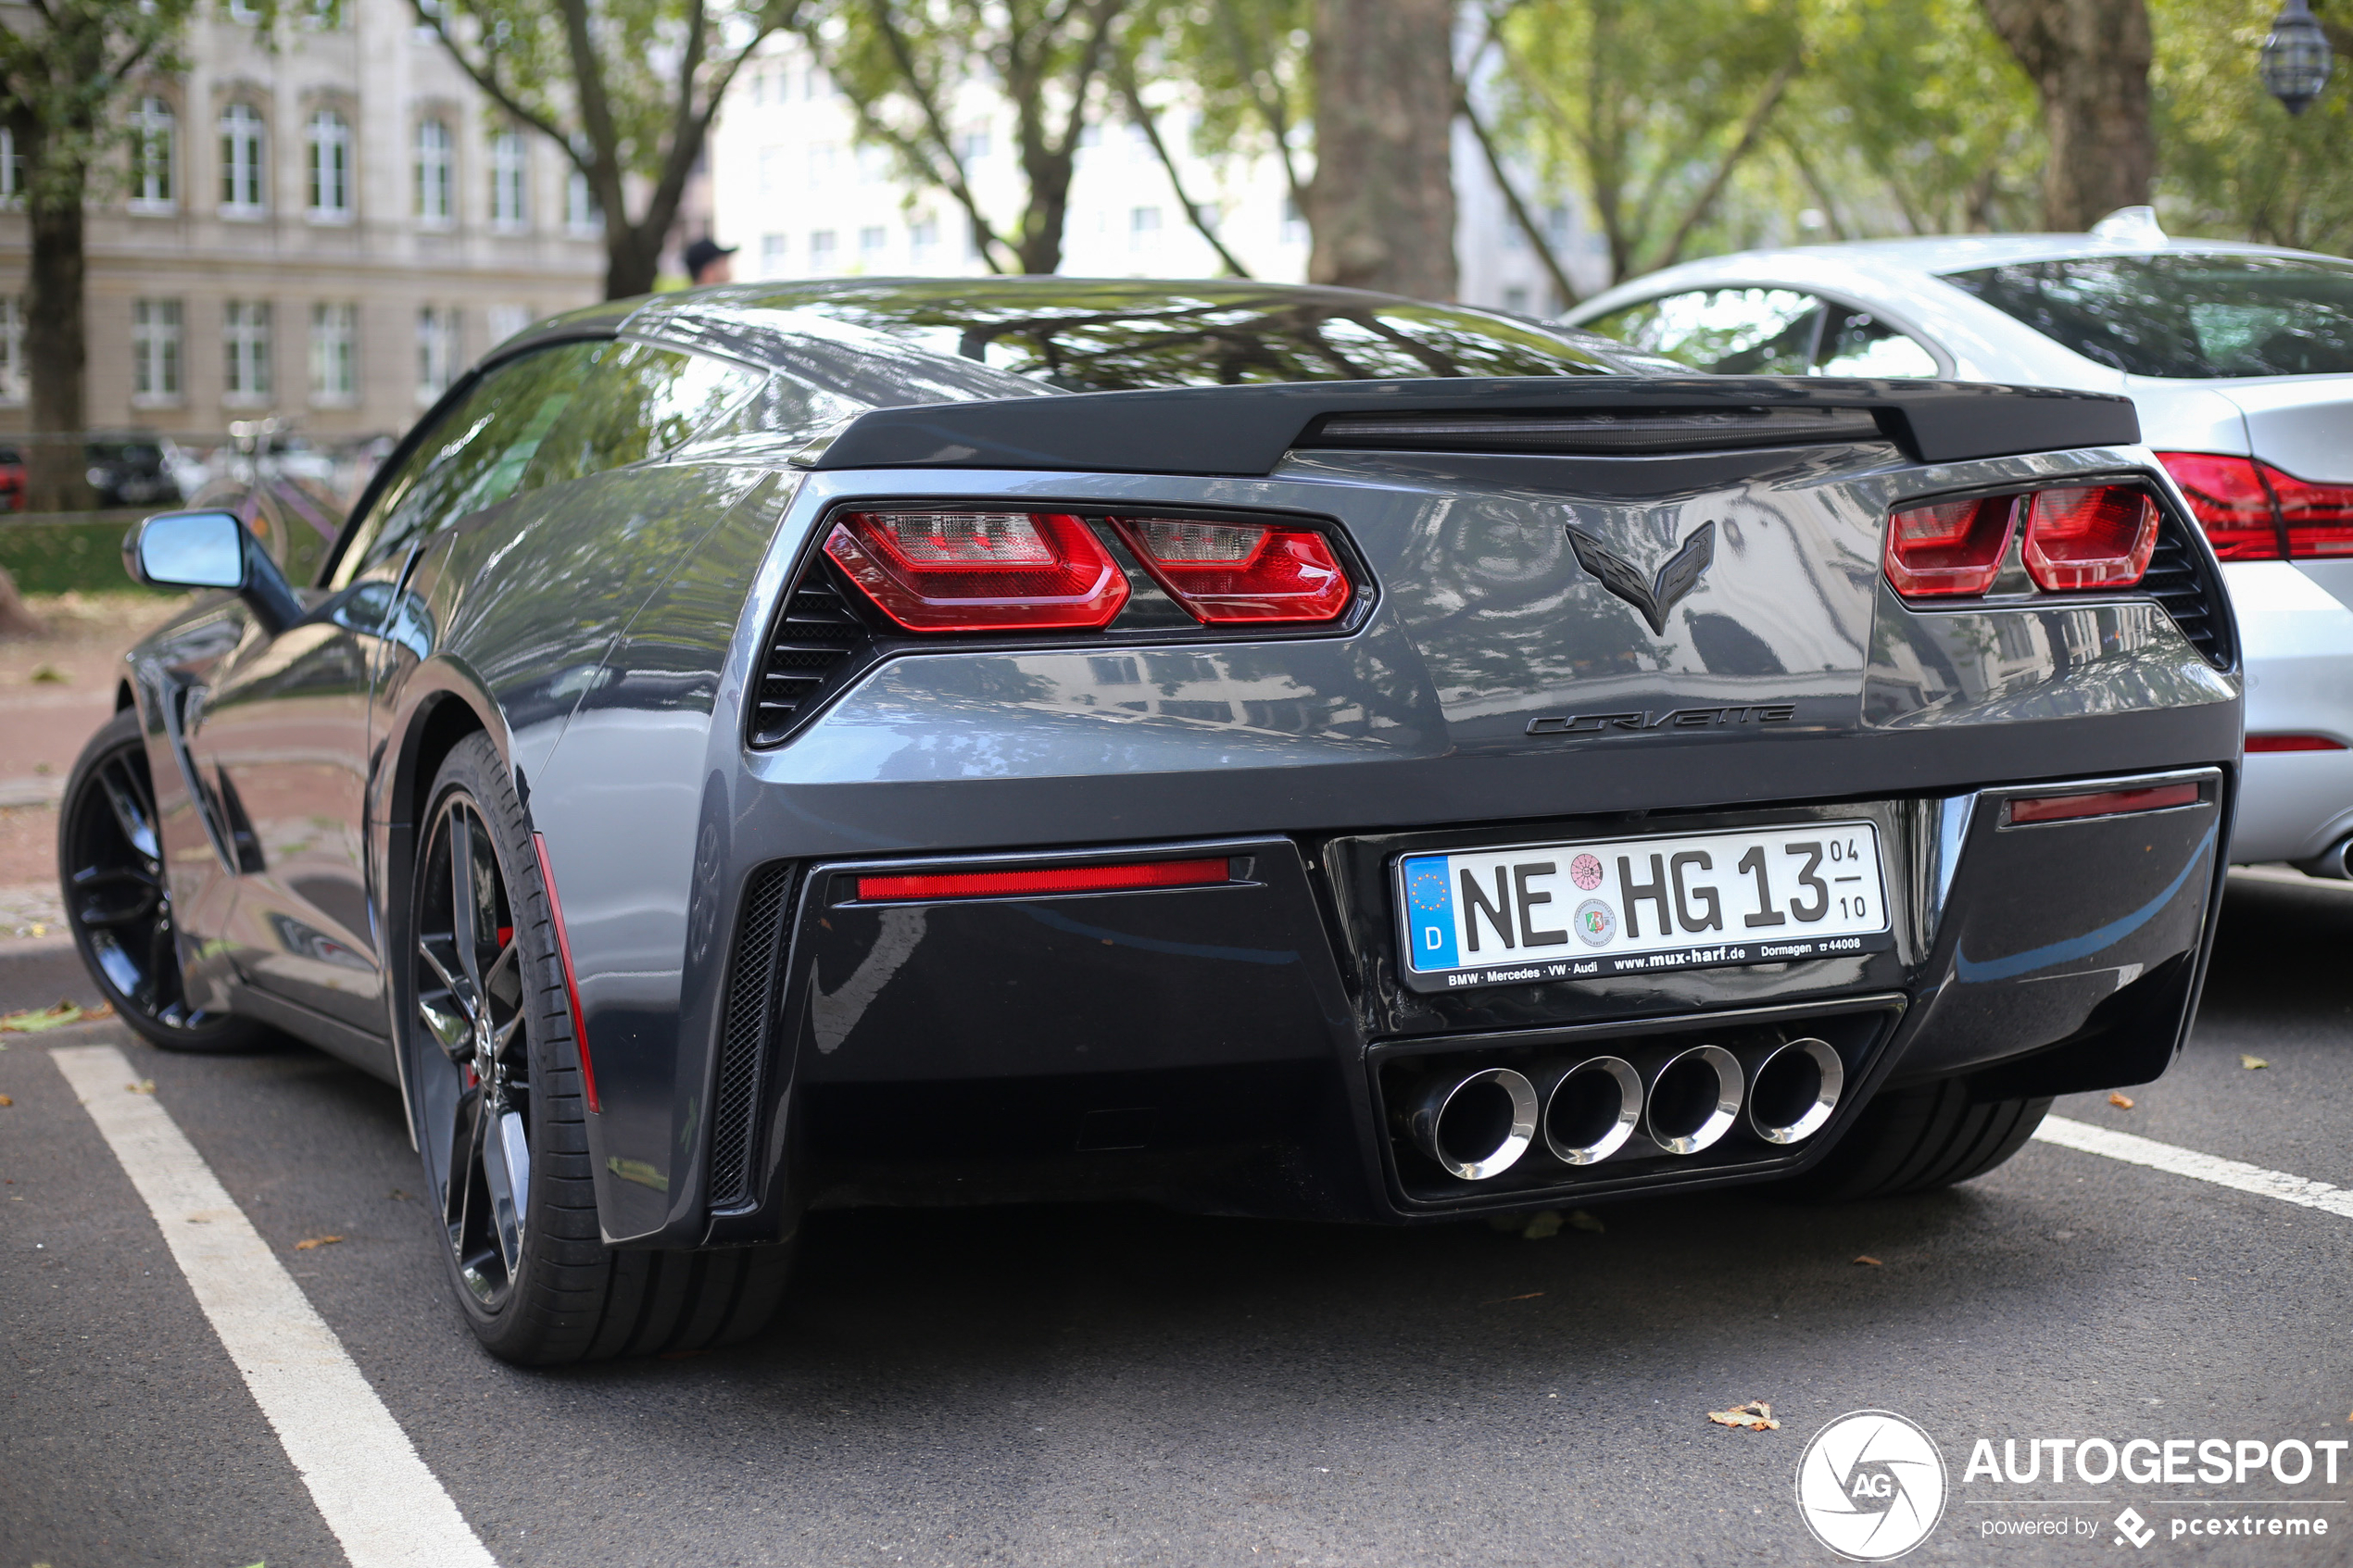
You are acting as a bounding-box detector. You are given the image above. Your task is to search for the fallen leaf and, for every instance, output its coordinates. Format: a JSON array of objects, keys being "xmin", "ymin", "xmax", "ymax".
[
  {"xmin": 2241, "ymin": 1055, "xmax": 2269, "ymax": 1070},
  {"xmin": 388, "ymin": 1188, "xmax": 411, "ymax": 1202},
  {"xmin": 127, "ymin": 1079, "xmax": 155, "ymax": 1095},
  {"xmin": 2108, "ymin": 1092, "xmax": 2134, "ymax": 1110},
  {"xmin": 0, "ymin": 1096, "xmax": 11, "ymax": 1107},
  {"xmin": 1854, "ymin": 1255, "xmax": 1883, "ymax": 1266},
  {"xmin": 294, "ymin": 1236, "xmax": 343, "ymax": 1251},
  {"xmin": 1, "ymin": 1000, "xmax": 94, "ymax": 1034},
  {"xmin": 31, "ymin": 662, "xmax": 66, "ymax": 684},
  {"xmin": 1567, "ymin": 1209, "xmax": 1604, "ymax": 1234},
  {"xmin": 1707, "ymin": 1399, "xmax": 1780, "ymax": 1431},
  {"xmin": 1521, "ymin": 1209, "xmax": 1563, "ymax": 1240},
  {"xmin": 1483, "ymin": 1290, "xmax": 1545, "ymax": 1304}
]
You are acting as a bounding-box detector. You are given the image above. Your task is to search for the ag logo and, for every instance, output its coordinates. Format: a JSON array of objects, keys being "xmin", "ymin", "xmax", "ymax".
[{"xmin": 1794, "ymin": 1410, "xmax": 1947, "ymax": 1562}]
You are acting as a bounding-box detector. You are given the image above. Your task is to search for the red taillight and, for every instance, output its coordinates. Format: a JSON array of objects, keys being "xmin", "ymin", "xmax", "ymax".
[
  {"xmin": 2022, "ymin": 484, "xmax": 2158, "ymax": 590},
  {"xmin": 824, "ymin": 509, "xmax": 1128, "ymax": 632},
  {"xmin": 856, "ymin": 856, "xmax": 1232, "ymax": 902},
  {"xmin": 531, "ymin": 832, "xmax": 598, "ymax": 1114},
  {"xmin": 1884, "ymin": 495, "xmax": 2017, "ymax": 597},
  {"xmin": 2007, "ymin": 782, "xmax": 2201, "ymax": 825},
  {"xmin": 1109, "ymin": 517, "xmax": 1353, "ymax": 623},
  {"xmin": 2157, "ymin": 452, "xmax": 2353, "ymax": 560},
  {"xmin": 2246, "ymin": 733, "xmax": 2348, "ymax": 753}
]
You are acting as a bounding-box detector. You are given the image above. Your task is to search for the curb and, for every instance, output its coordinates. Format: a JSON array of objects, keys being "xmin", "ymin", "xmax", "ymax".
[{"xmin": 0, "ymin": 934, "xmax": 102, "ymax": 1011}]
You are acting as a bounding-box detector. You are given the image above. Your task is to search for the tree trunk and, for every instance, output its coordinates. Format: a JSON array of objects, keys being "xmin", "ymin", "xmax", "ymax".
[
  {"xmin": 605, "ymin": 222, "xmax": 665, "ymax": 299},
  {"xmin": 15, "ymin": 108, "xmax": 95, "ymax": 513},
  {"xmin": 1981, "ymin": 0, "xmax": 2154, "ymax": 232},
  {"xmin": 1306, "ymin": 0, "xmax": 1457, "ymax": 300}
]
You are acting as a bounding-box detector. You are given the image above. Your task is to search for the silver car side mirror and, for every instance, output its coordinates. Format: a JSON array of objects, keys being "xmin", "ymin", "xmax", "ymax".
[
  {"xmin": 124, "ymin": 509, "xmax": 303, "ymax": 633},
  {"xmin": 128, "ymin": 510, "xmax": 245, "ymax": 589}
]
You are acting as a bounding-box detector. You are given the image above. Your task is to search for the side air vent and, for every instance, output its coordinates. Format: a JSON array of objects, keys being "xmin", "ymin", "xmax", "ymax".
[
  {"xmin": 1301, "ymin": 406, "xmax": 1889, "ymax": 457},
  {"xmin": 2142, "ymin": 515, "xmax": 2234, "ymax": 670},
  {"xmin": 707, "ymin": 861, "xmax": 797, "ymax": 1211},
  {"xmin": 749, "ymin": 572, "xmax": 868, "ymax": 747}
]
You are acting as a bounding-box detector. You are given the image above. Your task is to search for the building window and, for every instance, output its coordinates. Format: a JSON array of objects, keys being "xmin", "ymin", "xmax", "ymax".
[
  {"xmin": 806, "ymin": 141, "xmax": 836, "ymax": 188},
  {"xmin": 0, "ymin": 127, "xmax": 19, "ymax": 207},
  {"xmin": 485, "ymin": 304, "xmax": 531, "ymax": 345},
  {"xmin": 0, "ymin": 297, "xmax": 22, "ymax": 406},
  {"xmin": 226, "ymin": 0, "xmax": 260, "ymax": 21},
  {"xmin": 309, "ymin": 302, "xmax": 356, "ymax": 403},
  {"xmin": 909, "ymin": 212, "xmax": 938, "ymax": 261},
  {"xmin": 223, "ymin": 300, "xmax": 272, "ymax": 402},
  {"xmin": 809, "ymin": 229, "xmax": 837, "ymax": 270},
  {"xmin": 757, "ymin": 145, "xmax": 782, "ymax": 197},
  {"xmin": 305, "ymin": 0, "xmax": 345, "ymax": 28},
  {"xmin": 1280, "ymin": 194, "xmax": 1306, "ymax": 245},
  {"xmin": 759, "ymin": 232, "xmax": 786, "ymax": 276},
  {"xmin": 564, "ymin": 168, "xmax": 600, "ymax": 235},
  {"xmin": 219, "ymin": 103, "xmax": 265, "ymax": 215},
  {"xmin": 416, "ymin": 118, "xmax": 452, "ymax": 223},
  {"xmin": 132, "ymin": 299, "xmax": 182, "ymax": 402},
  {"xmin": 129, "ymin": 98, "xmax": 175, "ymax": 211},
  {"xmin": 1128, "ymin": 205, "xmax": 1162, "ymax": 250},
  {"xmin": 1502, "ymin": 285, "xmax": 1530, "ymax": 314},
  {"xmin": 416, "ymin": 306, "xmax": 459, "ymax": 402},
  {"xmin": 859, "ymin": 225, "xmax": 886, "ymax": 260},
  {"xmin": 490, "ymin": 130, "xmax": 527, "ymax": 229},
  {"xmin": 307, "ymin": 108, "xmax": 350, "ymax": 219}
]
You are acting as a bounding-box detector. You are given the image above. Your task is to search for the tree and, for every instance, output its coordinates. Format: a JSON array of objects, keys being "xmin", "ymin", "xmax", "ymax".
[
  {"xmin": 2153, "ymin": 0, "xmax": 2353, "ymax": 251},
  {"xmin": 800, "ymin": 0, "xmax": 1132, "ymax": 275},
  {"xmin": 0, "ymin": 0, "xmax": 192, "ymax": 511},
  {"xmin": 1305, "ymin": 0, "xmax": 1456, "ymax": 298},
  {"xmin": 1490, "ymin": 0, "xmax": 1804, "ymax": 290},
  {"xmin": 1980, "ymin": 0, "xmax": 2154, "ymax": 230},
  {"xmin": 412, "ymin": 0, "xmax": 798, "ymax": 298}
]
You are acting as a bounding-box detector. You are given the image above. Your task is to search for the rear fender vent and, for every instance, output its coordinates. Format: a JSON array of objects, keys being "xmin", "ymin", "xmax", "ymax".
[
  {"xmin": 2142, "ymin": 513, "xmax": 2235, "ymax": 670},
  {"xmin": 1300, "ymin": 406, "xmax": 1891, "ymax": 458},
  {"xmin": 708, "ymin": 860, "xmax": 797, "ymax": 1212},
  {"xmin": 749, "ymin": 571, "xmax": 872, "ymax": 747}
]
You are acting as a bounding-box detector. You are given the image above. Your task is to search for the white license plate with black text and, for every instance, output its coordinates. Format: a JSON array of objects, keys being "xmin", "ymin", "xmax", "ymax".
[{"xmin": 1396, "ymin": 822, "xmax": 1892, "ymax": 990}]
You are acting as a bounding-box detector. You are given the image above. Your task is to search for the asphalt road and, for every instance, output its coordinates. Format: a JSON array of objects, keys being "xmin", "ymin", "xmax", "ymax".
[{"xmin": 5, "ymin": 871, "xmax": 2349, "ymax": 1568}]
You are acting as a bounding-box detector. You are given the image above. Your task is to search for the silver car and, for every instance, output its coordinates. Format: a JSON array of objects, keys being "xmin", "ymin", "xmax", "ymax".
[{"xmin": 1565, "ymin": 216, "xmax": 2353, "ymax": 872}]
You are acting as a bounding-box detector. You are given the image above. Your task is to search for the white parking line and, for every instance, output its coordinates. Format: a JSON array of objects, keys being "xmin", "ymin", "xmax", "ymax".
[
  {"xmin": 2033, "ymin": 1113, "xmax": 2353, "ymax": 1219},
  {"xmin": 51, "ymin": 1044, "xmax": 496, "ymax": 1568}
]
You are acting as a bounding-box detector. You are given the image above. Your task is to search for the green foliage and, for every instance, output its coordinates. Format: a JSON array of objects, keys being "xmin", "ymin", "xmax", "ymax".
[
  {"xmin": 0, "ymin": 0, "xmax": 196, "ymax": 205},
  {"xmin": 2153, "ymin": 0, "xmax": 2353, "ymax": 252},
  {"xmin": 1130, "ymin": 0, "xmax": 1311, "ymax": 193},
  {"xmin": 0, "ymin": 518, "xmax": 173, "ymax": 596}
]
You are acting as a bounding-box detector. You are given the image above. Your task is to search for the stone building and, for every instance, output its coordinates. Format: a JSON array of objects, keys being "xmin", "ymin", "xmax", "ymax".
[{"xmin": 0, "ymin": 0, "xmax": 606, "ymax": 449}]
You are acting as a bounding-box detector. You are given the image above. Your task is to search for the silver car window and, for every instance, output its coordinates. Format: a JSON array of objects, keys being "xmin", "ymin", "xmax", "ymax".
[
  {"xmin": 1942, "ymin": 254, "xmax": 2353, "ymax": 378},
  {"xmin": 1816, "ymin": 306, "xmax": 1940, "ymax": 378},
  {"xmin": 1579, "ymin": 288, "xmax": 1821, "ymax": 375}
]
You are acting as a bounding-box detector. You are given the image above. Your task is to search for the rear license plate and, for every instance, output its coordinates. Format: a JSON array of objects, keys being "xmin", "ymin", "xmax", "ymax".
[{"xmin": 1396, "ymin": 821, "xmax": 1892, "ymax": 990}]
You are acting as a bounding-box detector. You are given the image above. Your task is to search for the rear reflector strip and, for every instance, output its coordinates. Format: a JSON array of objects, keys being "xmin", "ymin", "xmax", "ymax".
[
  {"xmin": 531, "ymin": 832, "xmax": 599, "ymax": 1113},
  {"xmin": 856, "ymin": 857, "xmax": 1231, "ymax": 903},
  {"xmin": 2246, "ymin": 734, "xmax": 2348, "ymax": 753},
  {"xmin": 2007, "ymin": 782, "xmax": 2201, "ymax": 825}
]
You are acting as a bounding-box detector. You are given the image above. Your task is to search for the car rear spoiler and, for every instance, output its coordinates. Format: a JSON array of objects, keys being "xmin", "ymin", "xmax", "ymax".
[{"xmin": 802, "ymin": 376, "xmax": 2139, "ymax": 477}]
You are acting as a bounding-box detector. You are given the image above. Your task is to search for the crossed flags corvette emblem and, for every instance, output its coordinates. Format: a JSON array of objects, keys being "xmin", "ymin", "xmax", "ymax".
[{"xmin": 1567, "ymin": 519, "xmax": 1717, "ymax": 636}]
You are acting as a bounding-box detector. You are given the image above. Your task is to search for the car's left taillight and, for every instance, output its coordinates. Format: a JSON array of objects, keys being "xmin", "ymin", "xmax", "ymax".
[{"xmin": 823, "ymin": 508, "xmax": 1354, "ymax": 633}]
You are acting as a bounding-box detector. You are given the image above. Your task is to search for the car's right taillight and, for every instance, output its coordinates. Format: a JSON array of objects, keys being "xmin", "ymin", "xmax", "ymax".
[
  {"xmin": 823, "ymin": 509, "xmax": 1129, "ymax": 632},
  {"xmin": 1884, "ymin": 495, "xmax": 2018, "ymax": 596},
  {"xmin": 2155, "ymin": 452, "xmax": 2353, "ymax": 561},
  {"xmin": 2021, "ymin": 484, "xmax": 2159, "ymax": 590}
]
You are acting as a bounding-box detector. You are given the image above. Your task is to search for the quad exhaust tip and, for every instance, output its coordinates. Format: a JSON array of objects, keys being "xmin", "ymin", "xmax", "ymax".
[
  {"xmin": 1748, "ymin": 1036, "xmax": 1844, "ymax": 1145},
  {"xmin": 1410, "ymin": 1067, "xmax": 1540, "ymax": 1180},
  {"xmin": 1542, "ymin": 1056, "xmax": 1643, "ymax": 1165},
  {"xmin": 1644, "ymin": 1045, "xmax": 1744, "ymax": 1156}
]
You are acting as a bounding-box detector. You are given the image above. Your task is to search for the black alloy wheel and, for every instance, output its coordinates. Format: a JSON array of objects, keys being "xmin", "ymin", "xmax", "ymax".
[
  {"xmin": 406, "ymin": 733, "xmax": 795, "ymax": 1363},
  {"xmin": 413, "ymin": 778, "xmax": 534, "ymax": 1313},
  {"xmin": 59, "ymin": 709, "xmax": 265, "ymax": 1051}
]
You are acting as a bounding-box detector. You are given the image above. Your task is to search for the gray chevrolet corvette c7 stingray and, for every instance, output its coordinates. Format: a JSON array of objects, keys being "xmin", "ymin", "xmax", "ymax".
[{"xmin": 64, "ymin": 279, "xmax": 2240, "ymax": 1363}]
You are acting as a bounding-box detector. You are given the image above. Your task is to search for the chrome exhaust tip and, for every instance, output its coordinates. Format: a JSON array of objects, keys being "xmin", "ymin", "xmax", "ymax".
[
  {"xmin": 1644, "ymin": 1045, "xmax": 1743, "ymax": 1156},
  {"xmin": 1747, "ymin": 1036, "xmax": 1844, "ymax": 1145},
  {"xmin": 2295, "ymin": 835, "xmax": 2353, "ymax": 881},
  {"xmin": 1542, "ymin": 1056, "xmax": 1643, "ymax": 1165},
  {"xmin": 1409, "ymin": 1068, "xmax": 1540, "ymax": 1181}
]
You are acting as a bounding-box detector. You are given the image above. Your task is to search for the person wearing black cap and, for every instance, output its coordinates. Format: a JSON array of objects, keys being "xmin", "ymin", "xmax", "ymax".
[{"xmin": 686, "ymin": 237, "xmax": 736, "ymax": 285}]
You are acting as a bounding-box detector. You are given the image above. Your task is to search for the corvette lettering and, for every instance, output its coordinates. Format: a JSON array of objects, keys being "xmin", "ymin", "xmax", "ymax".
[{"xmin": 1527, "ymin": 703, "xmax": 1798, "ymax": 736}]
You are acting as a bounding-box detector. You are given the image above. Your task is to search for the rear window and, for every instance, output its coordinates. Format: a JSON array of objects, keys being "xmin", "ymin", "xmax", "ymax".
[
  {"xmin": 1943, "ymin": 254, "xmax": 2353, "ymax": 378},
  {"xmin": 756, "ymin": 283, "xmax": 1629, "ymax": 388}
]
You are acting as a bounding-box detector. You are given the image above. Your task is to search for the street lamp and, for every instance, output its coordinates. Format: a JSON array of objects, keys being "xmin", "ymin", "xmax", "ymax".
[{"xmin": 2260, "ymin": 0, "xmax": 2334, "ymax": 115}]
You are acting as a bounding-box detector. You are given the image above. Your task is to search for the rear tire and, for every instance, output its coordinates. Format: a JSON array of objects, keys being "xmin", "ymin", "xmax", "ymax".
[
  {"xmin": 1784, "ymin": 1078, "xmax": 2051, "ymax": 1201},
  {"xmin": 406, "ymin": 732, "xmax": 791, "ymax": 1364}
]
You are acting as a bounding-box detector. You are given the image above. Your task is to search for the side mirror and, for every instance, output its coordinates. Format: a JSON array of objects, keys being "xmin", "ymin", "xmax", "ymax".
[{"xmin": 124, "ymin": 509, "xmax": 302, "ymax": 633}]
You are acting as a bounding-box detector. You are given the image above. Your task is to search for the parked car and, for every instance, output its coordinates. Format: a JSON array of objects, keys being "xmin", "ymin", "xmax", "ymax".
[
  {"xmin": 69, "ymin": 278, "xmax": 2236, "ymax": 1364},
  {"xmin": 84, "ymin": 435, "xmax": 184, "ymax": 508},
  {"xmin": 1563, "ymin": 213, "xmax": 2353, "ymax": 872},
  {"xmin": 0, "ymin": 445, "xmax": 23, "ymax": 511}
]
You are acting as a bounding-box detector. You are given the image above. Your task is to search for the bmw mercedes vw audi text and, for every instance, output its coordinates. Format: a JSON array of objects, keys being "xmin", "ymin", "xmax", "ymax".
[{"xmin": 67, "ymin": 279, "xmax": 2239, "ymax": 1362}]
